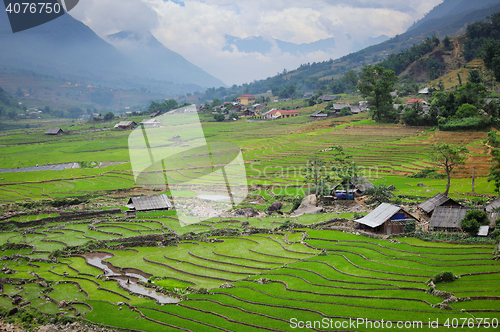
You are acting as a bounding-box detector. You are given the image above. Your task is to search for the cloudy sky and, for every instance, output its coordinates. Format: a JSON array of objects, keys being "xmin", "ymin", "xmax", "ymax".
[{"xmin": 70, "ymin": 0, "xmax": 444, "ymax": 86}]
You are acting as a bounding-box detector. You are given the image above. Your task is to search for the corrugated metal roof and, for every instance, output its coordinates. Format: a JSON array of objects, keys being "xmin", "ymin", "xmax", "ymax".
[
  {"xmin": 486, "ymin": 197, "xmax": 500, "ymax": 212},
  {"xmin": 351, "ymin": 106, "xmax": 361, "ymax": 114},
  {"xmin": 352, "ymin": 177, "xmax": 374, "ymax": 193},
  {"xmin": 310, "ymin": 110, "xmax": 327, "ymax": 117},
  {"xmin": 318, "ymin": 95, "xmax": 336, "ymax": 101},
  {"xmin": 127, "ymin": 194, "xmax": 172, "ymax": 211},
  {"xmin": 418, "ymin": 193, "xmax": 455, "ymax": 214},
  {"xmin": 333, "ymin": 103, "xmax": 350, "ymax": 110},
  {"xmin": 115, "ymin": 121, "xmax": 136, "ymax": 127},
  {"xmin": 45, "ymin": 128, "xmax": 62, "ymax": 134},
  {"xmin": 354, "ymin": 203, "xmax": 402, "ymax": 228},
  {"xmin": 478, "ymin": 225, "xmax": 489, "ymax": 237},
  {"xmin": 430, "ymin": 206, "xmax": 467, "ymax": 229},
  {"xmin": 140, "ymin": 119, "xmax": 159, "ymax": 124}
]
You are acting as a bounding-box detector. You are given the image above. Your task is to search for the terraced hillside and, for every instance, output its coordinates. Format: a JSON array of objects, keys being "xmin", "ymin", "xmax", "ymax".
[
  {"xmin": 0, "ymin": 113, "xmax": 493, "ymax": 203},
  {"xmin": 0, "ymin": 213, "xmax": 499, "ymax": 331}
]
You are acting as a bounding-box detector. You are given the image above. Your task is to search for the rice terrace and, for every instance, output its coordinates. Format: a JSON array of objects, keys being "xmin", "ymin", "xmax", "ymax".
[
  {"xmin": 0, "ymin": 104, "xmax": 499, "ymax": 332},
  {"xmin": 2, "ymin": 2, "xmax": 500, "ymax": 332}
]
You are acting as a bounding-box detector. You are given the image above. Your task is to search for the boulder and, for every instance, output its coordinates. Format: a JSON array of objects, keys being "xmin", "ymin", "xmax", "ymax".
[
  {"xmin": 388, "ymin": 185, "xmax": 396, "ymax": 191},
  {"xmin": 417, "ymin": 183, "xmax": 427, "ymax": 187},
  {"xmin": 266, "ymin": 202, "xmax": 283, "ymax": 215},
  {"xmin": 234, "ymin": 208, "xmax": 258, "ymax": 217},
  {"xmin": 11, "ymin": 295, "xmax": 22, "ymax": 305},
  {"xmin": 219, "ymin": 282, "xmax": 234, "ymax": 289},
  {"xmin": 299, "ymin": 194, "xmax": 317, "ymax": 208},
  {"xmin": 290, "ymin": 206, "xmax": 323, "ymax": 217}
]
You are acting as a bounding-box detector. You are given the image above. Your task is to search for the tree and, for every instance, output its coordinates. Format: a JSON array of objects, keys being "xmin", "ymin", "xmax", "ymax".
[
  {"xmin": 430, "ymin": 144, "xmax": 469, "ymax": 196},
  {"xmin": 213, "ymin": 114, "xmax": 224, "ymax": 122},
  {"xmin": 7, "ymin": 111, "xmax": 16, "ymax": 119},
  {"xmin": 461, "ymin": 210, "xmax": 489, "ymax": 236},
  {"xmin": 438, "ymin": 80, "xmax": 445, "ymax": 91},
  {"xmin": 212, "ymin": 98, "xmax": 221, "ymax": 107},
  {"xmin": 329, "ymin": 145, "xmax": 360, "ymax": 192},
  {"xmin": 455, "ymin": 103, "xmax": 478, "ymax": 119},
  {"xmin": 467, "ymin": 69, "xmax": 483, "ymax": 84},
  {"xmin": 365, "ymin": 184, "xmax": 393, "ymax": 205},
  {"xmin": 443, "ymin": 36, "xmax": 453, "ymax": 50},
  {"xmin": 104, "ymin": 112, "xmax": 115, "ymax": 121},
  {"xmin": 357, "ymin": 65, "xmax": 398, "ymax": 122},
  {"xmin": 304, "ymin": 156, "xmax": 329, "ymax": 196},
  {"xmin": 480, "ymin": 39, "xmax": 500, "ymax": 81},
  {"xmin": 339, "ymin": 107, "xmax": 352, "ymax": 117}
]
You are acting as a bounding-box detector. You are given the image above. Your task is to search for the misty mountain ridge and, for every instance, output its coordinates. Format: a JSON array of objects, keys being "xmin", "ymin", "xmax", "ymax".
[
  {"xmin": 204, "ymin": 2, "xmax": 500, "ymax": 100},
  {"xmin": 0, "ymin": 10, "xmax": 225, "ymax": 94},
  {"xmin": 107, "ymin": 30, "xmax": 226, "ymax": 88},
  {"xmin": 407, "ymin": 0, "xmax": 500, "ymax": 32},
  {"xmin": 223, "ymin": 34, "xmax": 389, "ymax": 56}
]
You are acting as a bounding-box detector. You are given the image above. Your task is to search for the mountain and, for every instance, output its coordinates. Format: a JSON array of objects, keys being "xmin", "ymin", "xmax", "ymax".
[
  {"xmin": 197, "ymin": 5, "xmax": 500, "ymax": 102},
  {"xmin": 408, "ymin": 0, "xmax": 500, "ymax": 32},
  {"xmin": 223, "ymin": 34, "xmax": 389, "ymax": 57},
  {"xmin": 0, "ymin": 87, "xmax": 20, "ymax": 113},
  {"xmin": 0, "ymin": 10, "xmax": 225, "ymax": 94},
  {"xmin": 107, "ymin": 31, "xmax": 225, "ymax": 89}
]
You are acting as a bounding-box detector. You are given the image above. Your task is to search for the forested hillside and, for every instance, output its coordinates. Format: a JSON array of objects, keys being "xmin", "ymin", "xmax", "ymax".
[{"xmin": 198, "ymin": 6, "xmax": 500, "ymax": 103}]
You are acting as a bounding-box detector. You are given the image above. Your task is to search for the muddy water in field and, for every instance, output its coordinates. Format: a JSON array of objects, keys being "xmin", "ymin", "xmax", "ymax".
[
  {"xmin": 84, "ymin": 252, "xmax": 178, "ymax": 304},
  {"xmin": 0, "ymin": 161, "xmax": 128, "ymax": 173}
]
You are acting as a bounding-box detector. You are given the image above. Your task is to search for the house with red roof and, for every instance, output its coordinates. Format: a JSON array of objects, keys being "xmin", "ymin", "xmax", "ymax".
[
  {"xmin": 405, "ymin": 99, "xmax": 426, "ymax": 106},
  {"xmin": 405, "ymin": 99, "xmax": 430, "ymax": 113}
]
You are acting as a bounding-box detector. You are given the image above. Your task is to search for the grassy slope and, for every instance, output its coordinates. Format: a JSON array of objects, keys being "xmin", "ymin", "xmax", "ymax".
[{"xmin": 0, "ymin": 109, "xmax": 494, "ymax": 203}]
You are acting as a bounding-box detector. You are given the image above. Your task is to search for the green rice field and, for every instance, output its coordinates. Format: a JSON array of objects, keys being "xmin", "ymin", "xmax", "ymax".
[{"xmin": 0, "ymin": 218, "xmax": 499, "ymax": 331}]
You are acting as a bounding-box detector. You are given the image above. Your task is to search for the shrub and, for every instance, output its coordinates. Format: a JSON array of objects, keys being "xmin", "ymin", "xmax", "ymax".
[
  {"xmin": 339, "ymin": 107, "xmax": 352, "ymax": 116},
  {"xmin": 404, "ymin": 220, "xmax": 416, "ymax": 233},
  {"xmin": 460, "ymin": 210, "xmax": 488, "ymax": 236},
  {"xmin": 291, "ymin": 195, "xmax": 303, "ymax": 212},
  {"xmin": 365, "ymin": 184, "xmax": 394, "ymax": 205},
  {"xmin": 213, "ymin": 114, "xmax": 225, "ymax": 122},
  {"xmin": 51, "ymin": 196, "xmax": 88, "ymax": 207},
  {"xmin": 438, "ymin": 116, "xmax": 491, "ymax": 131},
  {"xmin": 430, "ymin": 271, "xmax": 457, "ymax": 284},
  {"xmin": 455, "ymin": 103, "xmax": 478, "ymax": 118},
  {"xmin": 463, "ymin": 210, "xmax": 489, "ymax": 225},
  {"xmin": 461, "ymin": 218, "xmax": 481, "ymax": 236},
  {"xmin": 408, "ymin": 168, "xmax": 446, "ymax": 179},
  {"xmin": 392, "ymin": 197, "xmax": 403, "ymax": 205},
  {"xmin": 490, "ymin": 229, "xmax": 500, "ymax": 240}
]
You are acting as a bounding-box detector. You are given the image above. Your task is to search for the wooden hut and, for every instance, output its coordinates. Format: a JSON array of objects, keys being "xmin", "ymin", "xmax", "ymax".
[
  {"xmin": 310, "ymin": 110, "xmax": 328, "ymax": 118},
  {"xmin": 114, "ymin": 121, "xmax": 137, "ymax": 130},
  {"xmin": 430, "ymin": 206, "xmax": 468, "ymax": 231},
  {"xmin": 45, "ymin": 128, "xmax": 63, "ymax": 135},
  {"xmin": 126, "ymin": 194, "xmax": 172, "ymax": 212},
  {"xmin": 354, "ymin": 203, "xmax": 416, "ymax": 235},
  {"xmin": 418, "ymin": 193, "xmax": 461, "ymax": 215}
]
